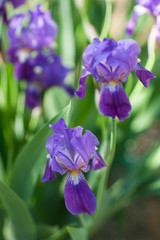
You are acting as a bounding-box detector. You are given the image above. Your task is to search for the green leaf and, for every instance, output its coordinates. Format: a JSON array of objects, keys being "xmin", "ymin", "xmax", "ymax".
[
  {"xmin": 67, "ymin": 227, "xmax": 88, "ymax": 240},
  {"xmin": 0, "ymin": 181, "xmax": 36, "ymax": 240},
  {"xmin": 9, "ymin": 102, "xmax": 71, "ymax": 202}
]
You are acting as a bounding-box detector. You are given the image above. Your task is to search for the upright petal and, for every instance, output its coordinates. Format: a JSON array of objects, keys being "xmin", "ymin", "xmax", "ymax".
[
  {"xmin": 64, "ymin": 171, "xmax": 96, "ymax": 215},
  {"xmin": 71, "ymin": 130, "xmax": 99, "ymax": 164},
  {"xmin": 75, "ymin": 69, "xmax": 91, "ymax": 98},
  {"xmin": 134, "ymin": 63, "xmax": 155, "ymax": 87},
  {"xmin": 99, "ymin": 82, "xmax": 131, "ymax": 121},
  {"xmin": 41, "ymin": 158, "xmax": 56, "ymax": 182}
]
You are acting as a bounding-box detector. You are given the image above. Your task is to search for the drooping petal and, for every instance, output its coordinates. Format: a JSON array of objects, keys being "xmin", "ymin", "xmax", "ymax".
[
  {"xmin": 64, "ymin": 171, "xmax": 96, "ymax": 215},
  {"xmin": 71, "ymin": 130, "xmax": 99, "ymax": 164},
  {"xmin": 75, "ymin": 69, "xmax": 91, "ymax": 98},
  {"xmin": 14, "ymin": 58, "xmax": 35, "ymax": 82},
  {"xmin": 92, "ymin": 151, "xmax": 107, "ymax": 170},
  {"xmin": 41, "ymin": 158, "xmax": 56, "ymax": 182},
  {"xmin": 25, "ymin": 84, "xmax": 42, "ymax": 109},
  {"xmin": 99, "ymin": 82, "xmax": 131, "ymax": 121},
  {"xmin": 134, "ymin": 63, "xmax": 155, "ymax": 87}
]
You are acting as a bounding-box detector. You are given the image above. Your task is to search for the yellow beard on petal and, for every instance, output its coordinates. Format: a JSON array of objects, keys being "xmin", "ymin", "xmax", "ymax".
[
  {"xmin": 108, "ymin": 80, "xmax": 117, "ymax": 92},
  {"xmin": 109, "ymin": 80, "xmax": 117, "ymax": 85},
  {"xmin": 70, "ymin": 170, "xmax": 79, "ymax": 185}
]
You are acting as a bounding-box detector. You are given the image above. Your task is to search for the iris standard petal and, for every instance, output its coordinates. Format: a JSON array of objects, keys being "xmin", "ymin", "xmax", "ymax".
[
  {"xmin": 134, "ymin": 63, "xmax": 156, "ymax": 87},
  {"xmin": 99, "ymin": 82, "xmax": 131, "ymax": 121},
  {"xmin": 64, "ymin": 171, "xmax": 96, "ymax": 215},
  {"xmin": 49, "ymin": 119, "xmax": 83, "ymax": 156},
  {"xmin": 41, "ymin": 158, "xmax": 56, "ymax": 182},
  {"xmin": 71, "ymin": 130, "xmax": 99, "ymax": 164}
]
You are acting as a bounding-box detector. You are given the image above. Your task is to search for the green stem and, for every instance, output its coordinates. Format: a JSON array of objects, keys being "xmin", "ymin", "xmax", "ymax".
[
  {"xmin": 79, "ymin": 214, "xmax": 87, "ymax": 228},
  {"xmin": 100, "ymin": 0, "xmax": 112, "ymax": 40},
  {"xmin": 89, "ymin": 118, "xmax": 117, "ymax": 233},
  {"xmin": 105, "ymin": 118, "xmax": 117, "ymax": 183}
]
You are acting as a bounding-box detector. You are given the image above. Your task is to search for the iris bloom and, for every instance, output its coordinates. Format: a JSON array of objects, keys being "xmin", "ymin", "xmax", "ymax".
[
  {"xmin": 41, "ymin": 118, "xmax": 106, "ymax": 215},
  {"xmin": 7, "ymin": 4, "xmax": 58, "ymax": 59},
  {"xmin": 126, "ymin": 0, "xmax": 160, "ymax": 41},
  {"xmin": 75, "ymin": 38, "xmax": 155, "ymax": 121},
  {"xmin": 14, "ymin": 52, "xmax": 74, "ymax": 108},
  {"xmin": 7, "ymin": 5, "xmax": 73, "ymax": 108}
]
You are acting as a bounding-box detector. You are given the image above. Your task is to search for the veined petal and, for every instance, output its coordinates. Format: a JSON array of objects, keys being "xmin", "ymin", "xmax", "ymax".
[
  {"xmin": 71, "ymin": 130, "xmax": 99, "ymax": 164},
  {"xmin": 41, "ymin": 158, "xmax": 56, "ymax": 182},
  {"xmin": 75, "ymin": 69, "xmax": 91, "ymax": 98},
  {"xmin": 55, "ymin": 151, "xmax": 75, "ymax": 170},
  {"xmin": 51, "ymin": 156, "xmax": 67, "ymax": 175},
  {"xmin": 99, "ymin": 82, "xmax": 131, "ymax": 121},
  {"xmin": 134, "ymin": 63, "xmax": 156, "ymax": 87},
  {"xmin": 64, "ymin": 171, "xmax": 96, "ymax": 215},
  {"xmin": 92, "ymin": 151, "xmax": 107, "ymax": 170}
]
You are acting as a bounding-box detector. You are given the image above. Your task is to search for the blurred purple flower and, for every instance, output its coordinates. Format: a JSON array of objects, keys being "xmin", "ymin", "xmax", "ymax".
[
  {"xmin": 126, "ymin": 0, "xmax": 160, "ymax": 41},
  {"xmin": 75, "ymin": 38, "xmax": 155, "ymax": 121},
  {"xmin": 7, "ymin": 5, "xmax": 73, "ymax": 109},
  {"xmin": 14, "ymin": 52, "xmax": 74, "ymax": 108},
  {"xmin": 41, "ymin": 118, "xmax": 106, "ymax": 215},
  {"xmin": 7, "ymin": 4, "xmax": 58, "ymax": 61},
  {"xmin": 0, "ymin": 0, "xmax": 26, "ymax": 24}
]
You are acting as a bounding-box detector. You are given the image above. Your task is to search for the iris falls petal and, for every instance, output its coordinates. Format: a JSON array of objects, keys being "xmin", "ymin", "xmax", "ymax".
[
  {"xmin": 64, "ymin": 171, "xmax": 96, "ymax": 215},
  {"xmin": 134, "ymin": 63, "xmax": 156, "ymax": 87},
  {"xmin": 99, "ymin": 81, "xmax": 131, "ymax": 121},
  {"xmin": 41, "ymin": 158, "xmax": 56, "ymax": 182}
]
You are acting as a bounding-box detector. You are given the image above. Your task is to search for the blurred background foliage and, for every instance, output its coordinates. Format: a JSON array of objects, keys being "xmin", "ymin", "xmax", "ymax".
[{"xmin": 0, "ymin": 0, "xmax": 160, "ymax": 239}]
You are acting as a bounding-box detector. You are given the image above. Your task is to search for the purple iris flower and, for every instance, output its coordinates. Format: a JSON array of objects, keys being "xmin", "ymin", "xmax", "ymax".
[
  {"xmin": 7, "ymin": 4, "xmax": 58, "ymax": 61},
  {"xmin": 75, "ymin": 38, "xmax": 155, "ymax": 121},
  {"xmin": 14, "ymin": 52, "xmax": 74, "ymax": 108},
  {"xmin": 41, "ymin": 118, "xmax": 106, "ymax": 215},
  {"xmin": 0, "ymin": 0, "xmax": 26, "ymax": 24},
  {"xmin": 126, "ymin": 0, "xmax": 160, "ymax": 41},
  {"xmin": 7, "ymin": 5, "xmax": 73, "ymax": 109}
]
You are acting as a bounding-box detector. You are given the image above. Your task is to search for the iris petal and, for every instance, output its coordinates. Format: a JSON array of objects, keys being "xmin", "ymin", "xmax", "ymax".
[
  {"xmin": 134, "ymin": 63, "xmax": 156, "ymax": 87},
  {"xmin": 64, "ymin": 171, "xmax": 96, "ymax": 215},
  {"xmin": 71, "ymin": 130, "xmax": 99, "ymax": 164},
  {"xmin": 99, "ymin": 82, "xmax": 131, "ymax": 121},
  {"xmin": 92, "ymin": 151, "xmax": 107, "ymax": 170},
  {"xmin": 75, "ymin": 69, "xmax": 91, "ymax": 98},
  {"xmin": 41, "ymin": 158, "xmax": 56, "ymax": 182}
]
